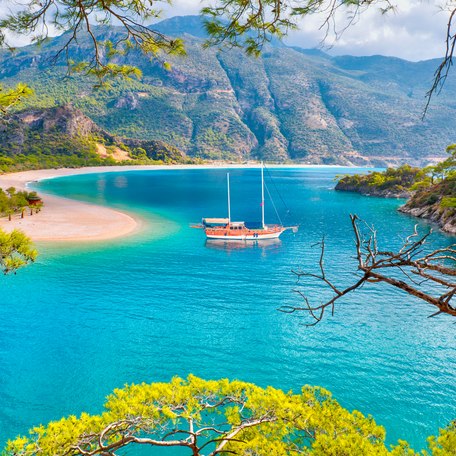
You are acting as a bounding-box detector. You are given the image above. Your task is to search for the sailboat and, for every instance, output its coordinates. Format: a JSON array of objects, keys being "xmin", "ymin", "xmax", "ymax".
[{"xmin": 193, "ymin": 164, "xmax": 297, "ymax": 241}]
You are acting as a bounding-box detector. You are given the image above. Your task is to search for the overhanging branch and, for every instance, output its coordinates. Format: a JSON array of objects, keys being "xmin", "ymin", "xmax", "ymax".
[{"xmin": 279, "ymin": 214, "xmax": 456, "ymax": 325}]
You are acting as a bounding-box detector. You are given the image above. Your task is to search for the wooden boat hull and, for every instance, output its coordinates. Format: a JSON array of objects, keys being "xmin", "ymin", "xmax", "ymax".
[{"xmin": 205, "ymin": 227, "xmax": 285, "ymax": 240}]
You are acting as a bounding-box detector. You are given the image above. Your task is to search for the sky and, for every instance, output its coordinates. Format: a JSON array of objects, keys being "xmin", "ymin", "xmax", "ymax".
[
  {"xmin": 162, "ymin": 0, "xmax": 451, "ymax": 61},
  {"xmin": 0, "ymin": 0, "xmax": 452, "ymax": 61},
  {"xmin": 286, "ymin": 0, "xmax": 451, "ymax": 61}
]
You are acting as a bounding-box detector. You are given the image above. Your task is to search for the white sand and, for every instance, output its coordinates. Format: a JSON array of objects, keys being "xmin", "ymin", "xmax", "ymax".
[
  {"xmin": 0, "ymin": 167, "xmax": 144, "ymax": 242},
  {"xmin": 0, "ymin": 164, "xmax": 346, "ymax": 242}
]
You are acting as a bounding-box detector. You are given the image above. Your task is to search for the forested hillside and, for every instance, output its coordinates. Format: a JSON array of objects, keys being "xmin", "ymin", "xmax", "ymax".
[
  {"xmin": 0, "ymin": 105, "xmax": 189, "ymax": 171},
  {"xmin": 1, "ymin": 15, "xmax": 455, "ymax": 165}
]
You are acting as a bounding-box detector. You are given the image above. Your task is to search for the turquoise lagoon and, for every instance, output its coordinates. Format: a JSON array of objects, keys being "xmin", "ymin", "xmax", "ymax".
[{"xmin": 1, "ymin": 167, "xmax": 455, "ymax": 451}]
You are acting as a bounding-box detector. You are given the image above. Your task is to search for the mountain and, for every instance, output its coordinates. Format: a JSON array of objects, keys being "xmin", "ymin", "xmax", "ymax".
[
  {"xmin": 0, "ymin": 104, "xmax": 188, "ymax": 171},
  {"xmin": 1, "ymin": 15, "xmax": 455, "ymax": 166}
]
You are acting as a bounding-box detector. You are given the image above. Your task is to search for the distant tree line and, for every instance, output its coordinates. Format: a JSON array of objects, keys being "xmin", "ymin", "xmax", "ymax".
[
  {"xmin": 0, "ymin": 187, "xmax": 43, "ymax": 220},
  {"xmin": 0, "ymin": 131, "xmax": 199, "ymax": 174},
  {"xmin": 337, "ymin": 145, "xmax": 456, "ymax": 205}
]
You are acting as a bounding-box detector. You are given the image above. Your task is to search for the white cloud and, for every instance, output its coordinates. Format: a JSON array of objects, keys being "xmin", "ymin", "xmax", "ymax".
[
  {"xmin": 160, "ymin": 0, "xmax": 202, "ymax": 17},
  {"xmin": 0, "ymin": 1, "xmax": 29, "ymax": 47},
  {"xmin": 285, "ymin": 0, "xmax": 451, "ymax": 61},
  {"xmin": 156, "ymin": 0, "xmax": 455, "ymax": 60},
  {"xmin": 0, "ymin": 0, "xmax": 60, "ymax": 48}
]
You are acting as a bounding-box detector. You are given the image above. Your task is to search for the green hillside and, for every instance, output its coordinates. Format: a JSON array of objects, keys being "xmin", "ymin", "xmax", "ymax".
[
  {"xmin": 0, "ymin": 104, "xmax": 191, "ymax": 172},
  {"xmin": 1, "ymin": 15, "xmax": 455, "ymax": 165}
]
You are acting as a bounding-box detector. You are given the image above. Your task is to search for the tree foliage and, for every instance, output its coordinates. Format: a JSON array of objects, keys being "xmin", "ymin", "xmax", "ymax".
[
  {"xmin": 202, "ymin": 0, "xmax": 395, "ymax": 55},
  {"xmin": 0, "ymin": 84, "xmax": 33, "ymax": 116},
  {"xmin": 337, "ymin": 165, "xmax": 426, "ymax": 195},
  {"xmin": 0, "ymin": 228, "xmax": 37, "ymax": 274},
  {"xmin": 0, "ymin": 188, "xmax": 38, "ymax": 273},
  {"xmin": 337, "ymin": 147, "xmax": 456, "ymax": 195},
  {"xmin": 0, "ymin": 188, "xmax": 41, "ymax": 218},
  {"xmin": 4, "ymin": 375, "xmax": 456, "ymax": 455},
  {"xmin": 428, "ymin": 420, "xmax": 456, "ymax": 456}
]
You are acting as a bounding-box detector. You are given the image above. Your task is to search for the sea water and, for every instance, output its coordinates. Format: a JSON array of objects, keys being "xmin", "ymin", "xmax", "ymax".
[{"xmin": 0, "ymin": 167, "xmax": 455, "ymax": 452}]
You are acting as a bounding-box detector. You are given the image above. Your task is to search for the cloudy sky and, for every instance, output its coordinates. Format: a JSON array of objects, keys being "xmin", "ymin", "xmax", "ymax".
[
  {"xmin": 0, "ymin": 0, "xmax": 452, "ymax": 61},
  {"xmin": 286, "ymin": 0, "xmax": 451, "ymax": 61},
  {"xmin": 163, "ymin": 0, "xmax": 451, "ymax": 61}
]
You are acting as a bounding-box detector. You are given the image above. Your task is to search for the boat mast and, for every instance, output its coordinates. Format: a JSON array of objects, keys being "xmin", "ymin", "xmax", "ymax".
[
  {"xmin": 261, "ymin": 162, "xmax": 265, "ymax": 229},
  {"xmin": 227, "ymin": 172, "xmax": 231, "ymax": 224}
]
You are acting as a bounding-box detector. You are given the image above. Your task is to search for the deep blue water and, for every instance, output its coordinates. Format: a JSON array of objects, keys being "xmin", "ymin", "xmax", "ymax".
[{"xmin": 1, "ymin": 167, "xmax": 455, "ymax": 452}]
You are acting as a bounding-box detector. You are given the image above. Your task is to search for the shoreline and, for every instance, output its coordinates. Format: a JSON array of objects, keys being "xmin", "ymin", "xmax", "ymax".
[
  {"xmin": 0, "ymin": 164, "xmax": 362, "ymax": 243},
  {"xmin": 0, "ymin": 167, "xmax": 148, "ymax": 243}
]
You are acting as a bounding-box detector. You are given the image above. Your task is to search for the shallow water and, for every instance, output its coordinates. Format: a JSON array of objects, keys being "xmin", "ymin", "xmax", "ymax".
[{"xmin": 1, "ymin": 167, "xmax": 455, "ymax": 451}]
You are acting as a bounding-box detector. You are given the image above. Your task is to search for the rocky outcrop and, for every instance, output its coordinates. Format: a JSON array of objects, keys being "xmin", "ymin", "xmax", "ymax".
[
  {"xmin": 399, "ymin": 202, "xmax": 456, "ymax": 234},
  {"xmin": 16, "ymin": 104, "xmax": 103, "ymax": 137},
  {"xmin": 335, "ymin": 181, "xmax": 411, "ymax": 198},
  {"xmin": 335, "ymin": 168, "xmax": 456, "ymax": 235},
  {"xmin": 0, "ymin": 104, "xmax": 188, "ymax": 165},
  {"xmin": 398, "ymin": 179, "xmax": 456, "ymax": 234},
  {"xmin": 115, "ymin": 93, "xmax": 139, "ymax": 110}
]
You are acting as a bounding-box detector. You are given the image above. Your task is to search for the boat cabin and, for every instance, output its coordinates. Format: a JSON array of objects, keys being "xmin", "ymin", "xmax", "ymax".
[
  {"xmin": 202, "ymin": 218, "xmax": 230, "ymax": 227},
  {"xmin": 203, "ymin": 218, "xmax": 249, "ymax": 230}
]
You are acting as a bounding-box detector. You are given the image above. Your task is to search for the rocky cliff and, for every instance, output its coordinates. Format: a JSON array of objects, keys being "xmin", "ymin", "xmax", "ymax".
[
  {"xmin": 335, "ymin": 167, "xmax": 456, "ymax": 234},
  {"xmin": 0, "ymin": 104, "xmax": 188, "ymax": 170},
  {"xmin": 399, "ymin": 203, "xmax": 456, "ymax": 234},
  {"xmin": 398, "ymin": 178, "xmax": 456, "ymax": 234},
  {"xmin": 335, "ymin": 180, "xmax": 411, "ymax": 198}
]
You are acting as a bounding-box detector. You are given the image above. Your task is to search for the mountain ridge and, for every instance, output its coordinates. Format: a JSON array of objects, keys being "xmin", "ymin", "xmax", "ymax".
[{"xmin": 1, "ymin": 15, "xmax": 455, "ymax": 165}]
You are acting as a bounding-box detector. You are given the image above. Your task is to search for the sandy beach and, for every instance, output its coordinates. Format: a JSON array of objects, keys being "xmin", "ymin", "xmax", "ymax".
[{"xmin": 0, "ymin": 164, "xmax": 345, "ymax": 242}]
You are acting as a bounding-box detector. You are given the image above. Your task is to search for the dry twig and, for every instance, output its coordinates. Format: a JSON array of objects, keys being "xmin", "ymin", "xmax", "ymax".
[{"xmin": 279, "ymin": 214, "xmax": 456, "ymax": 325}]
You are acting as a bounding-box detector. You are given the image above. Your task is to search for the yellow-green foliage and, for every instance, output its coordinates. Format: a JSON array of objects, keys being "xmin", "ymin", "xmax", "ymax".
[
  {"xmin": 337, "ymin": 165, "xmax": 426, "ymax": 192},
  {"xmin": 408, "ymin": 161, "xmax": 456, "ymax": 209},
  {"xmin": 4, "ymin": 376, "xmax": 456, "ymax": 455},
  {"xmin": 0, "ymin": 188, "xmax": 40, "ymax": 216},
  {"xmin": 440, "ymin": 197, "xmax": 456, "ymax": 208},
  {"xmin": 0, "ymin": 83, "xmax": 32, "ymax": 114},
  {"xmin": 427, "ymin": 421, "xmax": 456, "ymax": 456},
  {"xmin": 410, "ymin": 177, "xmax": 433, "ymax": 191},
  {"xmin": 4, "ymin": 376, "xmax": 390, "ymax": 455},
  {"xmin": 0, "ymin": 228, "xmax": 37, "ymax": 274}
]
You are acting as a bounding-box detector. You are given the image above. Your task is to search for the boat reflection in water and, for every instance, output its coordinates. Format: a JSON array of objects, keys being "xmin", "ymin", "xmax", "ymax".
[{"xmin": 205, "ymin": 238, "xmax": 282, "ymax": 254}]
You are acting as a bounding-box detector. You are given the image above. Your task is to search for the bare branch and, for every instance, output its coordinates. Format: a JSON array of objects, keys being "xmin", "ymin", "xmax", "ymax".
[
  {"xmin": 281, "ymin": 214, "xmax": 456, "ymax": 324},
  {"xmin": 424, "ymin": 6, "xmax": 456, "ymax": 115}
]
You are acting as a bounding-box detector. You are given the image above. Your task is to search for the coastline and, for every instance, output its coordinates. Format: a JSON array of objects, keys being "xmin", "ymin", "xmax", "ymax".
[
  {"xmin": 0, "ymin": 167, "xmax": 147, "ymax": 243},
  {"xmin": 0, "ymin": 164, "xmax": 357, "ymax": 243}
]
